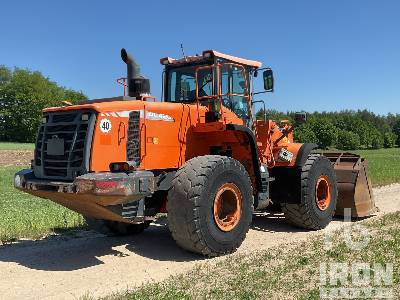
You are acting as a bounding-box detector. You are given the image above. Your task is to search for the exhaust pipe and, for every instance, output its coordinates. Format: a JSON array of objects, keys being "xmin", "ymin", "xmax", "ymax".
[
  {"xmin": 121, "ymin": 48, "xmax": 141, "ymax": 81},
  {"xmin": 121, "ymin": 48, "xmax": 150, "ymax": 98}
]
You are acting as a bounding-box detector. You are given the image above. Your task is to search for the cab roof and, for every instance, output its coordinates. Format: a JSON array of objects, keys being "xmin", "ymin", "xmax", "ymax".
[{"xmin": 160, "ymin": 50, "xmax": 262, "ymax": 68}]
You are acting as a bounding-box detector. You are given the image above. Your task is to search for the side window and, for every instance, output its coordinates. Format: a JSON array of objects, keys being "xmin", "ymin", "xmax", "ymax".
[
  {"xmin": 231, "ymin": 67, "xmax": 246, "ymax": 95},
  {"xmin": 178, "ymin": 74, "xmax": 196, "ymax": 101},
  {"xmin": 221, "ymin": 68, "xmax": 229, "ymax": 95},
  {"xmin": 196, "ymin": 68, "xmax": 214, "ymax": 98},
  {"xmin": 220, "ymin": 64, "xmax": 249, "ymax": 121},
  {"xmin": 220, "ymin": 65, "xmax": 247, "ymax": 96},
  {"xmin": 167, "ymin": 66, "xmax": 198, "ymax": 102},
  {"xmin": 168, "ymin": 71, "xmax": 177, "ymax": 101}
]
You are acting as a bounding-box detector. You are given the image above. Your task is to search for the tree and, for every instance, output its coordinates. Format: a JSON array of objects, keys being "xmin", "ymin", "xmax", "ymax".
[
  {"xmin": 63, "ymin": 89, "xmax": 87, "ymax": 104},
  {"xmin": 255, "ymin": 108, "xmax": 394, "ymax": 150},
  {"xmin": 369, "ymin": 129, "xmax": 384, "ymax": 149},
  {"xmin": 393, "ymin": 119, "xmax": 400, "ymax": 146},
  {"xmin": 383, "ymin": 131, "xmax": 396, "ymax": 148},
  {"xmin": 0, "ymin": 66, "xmax": 12, "ymax": 84},
  {"xmin": 294, "ymin": 124, "xmax": 318, "ymax": 144},
  {"xmin": 256, "ymin": 109, "xmax": 292, "ymax": 122},
  {"xmin": 336, "ymin": 130, "xmax": 361, "ymax": 150},
  {"xmin": 310, "ymin": 119, "xmax": 338, "ymax": 149},
  {"xmin": 0, "ymin": 66, "xmax": 87, "ymax": 142}
]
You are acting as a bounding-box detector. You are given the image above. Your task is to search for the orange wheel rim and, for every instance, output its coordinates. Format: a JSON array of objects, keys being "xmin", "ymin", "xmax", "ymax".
[
  {"xmin": 213, "ymin": 183, "xmax": 242, "ymax": 232},
  {"xmin": 315, "ymin": 175, "xmax": 332, "ymax": 211}
]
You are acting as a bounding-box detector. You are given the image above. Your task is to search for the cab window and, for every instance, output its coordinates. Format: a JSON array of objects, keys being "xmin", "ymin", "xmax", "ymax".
[
  {"xmin": 220, "ymin": 64, "xmax": 249, "ymax": 121},
  {"xmin": 167, "ymin": 65, "xmax": 213, "ymax": 102}
]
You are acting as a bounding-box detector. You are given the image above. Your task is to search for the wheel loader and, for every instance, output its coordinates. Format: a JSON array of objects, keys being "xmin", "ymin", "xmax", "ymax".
[{"xmin": 15, "ymin": 49, "xmax": 376, "ymax": 256}]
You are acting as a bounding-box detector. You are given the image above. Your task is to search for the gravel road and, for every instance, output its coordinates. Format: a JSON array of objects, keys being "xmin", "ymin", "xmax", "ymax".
[
  {"xmin": 0, "ymin": 150, "xmax": 33, "ymax": 167},
  {"xmin": 0, "ymin": 184, "xmax": 399, "ymax": 300}
]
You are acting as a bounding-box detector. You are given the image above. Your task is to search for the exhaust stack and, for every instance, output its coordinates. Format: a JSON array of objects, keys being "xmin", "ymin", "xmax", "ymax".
[{"xmin": 121, "ymin": 48, "xmax": 150, "ymax": 98}]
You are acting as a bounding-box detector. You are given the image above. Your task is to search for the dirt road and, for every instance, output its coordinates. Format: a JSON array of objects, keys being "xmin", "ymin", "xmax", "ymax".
[
  {"xmin": 0, "ymin": 150, "xmax": 33, "ymax": 167},
  {"xmin": 0, "ymin": 184, "xmax": 399, "ymax": 300}
]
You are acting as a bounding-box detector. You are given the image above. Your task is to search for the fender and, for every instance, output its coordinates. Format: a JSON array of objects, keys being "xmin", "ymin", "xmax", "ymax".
[
  {"xmin": 295, "ymin": 143, "xmax": 318, "ymax": 167},
  {"xmin": 226, "ymin": 124, "xmax": 263, "ymax": 192}
]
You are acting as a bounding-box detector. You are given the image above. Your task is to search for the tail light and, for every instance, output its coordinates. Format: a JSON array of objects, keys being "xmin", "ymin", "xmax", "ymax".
[
  {"xmin": 75, "ymin": 178, "xmax": 128, "ymax": 195},
  {"xmin": 109, "ymin": 162, "xmax": 136, "ymax": 173}
]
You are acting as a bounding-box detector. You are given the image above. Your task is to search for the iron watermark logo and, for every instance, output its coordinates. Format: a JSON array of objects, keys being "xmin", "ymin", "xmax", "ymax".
[{"xmin": 320, "ymin": 208, "xmax": 394, "ymax": 299}]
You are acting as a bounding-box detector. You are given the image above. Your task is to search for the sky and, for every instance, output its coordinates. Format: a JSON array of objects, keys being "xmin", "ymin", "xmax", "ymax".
[{"xmin": 1, "ymin": 0, "xmax": 399, "ymax": 115}]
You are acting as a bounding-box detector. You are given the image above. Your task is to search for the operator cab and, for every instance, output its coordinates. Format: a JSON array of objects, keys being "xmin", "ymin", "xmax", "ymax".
[{"xmin": 160, "ymin": 50, "xmax": 263, "ymax": 124}]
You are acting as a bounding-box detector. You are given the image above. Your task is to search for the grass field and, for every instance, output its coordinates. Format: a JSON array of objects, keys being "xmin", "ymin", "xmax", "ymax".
[
  {"xmin": 97, "ymin": 212, "xmax": 400, "ymax": 300},
  {"xmin": 353, "ymin": 148, "xmax": 400, "ymax": 186},
  {"xmin": 0, "ymin": 142, "xmax": 35, "ymax": 150},
  {"xmin": 0, "ymin": 166, "xmax": 85, "ymax": 242},
  {"xmin": 0, "ymin": 146, "xmax": 399, "ymax": 242}
]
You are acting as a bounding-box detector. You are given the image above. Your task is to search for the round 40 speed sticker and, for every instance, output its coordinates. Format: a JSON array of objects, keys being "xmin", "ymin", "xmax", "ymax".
[{"xmin": 99, "ymin": 118, "xmax": 112, "ymax": 133}]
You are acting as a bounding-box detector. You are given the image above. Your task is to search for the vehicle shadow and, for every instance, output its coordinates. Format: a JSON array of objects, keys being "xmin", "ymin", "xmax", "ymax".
[
  {"xmin": 0, "ymin": 217, "xmax": 202, "ymax": 272},
  {"xmin": 123, "ymin": 217, "xmax": 203, "ymax": 262},
  {"xmin": 251, "ymin": 210, "xmax": 374, "ymax": 233},
  {"xmin": 0, "ymin": 212, "xmax": 367, "ymax": 272},
  {"xmin": 251, "ymin": 211, "xmax": 309, "ymax": 233}
]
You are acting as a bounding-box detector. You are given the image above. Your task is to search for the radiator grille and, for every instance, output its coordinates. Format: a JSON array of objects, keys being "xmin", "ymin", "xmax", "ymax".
[
  {"xmin": 127, "ymin": 111, "xmax": 141, "ymax": 166},
  {"xmin": 34, "ymin": 110, "xmax": 95, "ymax": 180}
]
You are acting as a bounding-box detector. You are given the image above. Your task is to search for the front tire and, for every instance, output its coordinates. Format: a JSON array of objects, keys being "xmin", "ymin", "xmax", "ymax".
[
  {"xmin": 281, "ymin": 154, "xmax": 337, "ymax": 230},
  {"xmin": 167, "ymin": 155, "xmax": 253, "ymax": 256}
]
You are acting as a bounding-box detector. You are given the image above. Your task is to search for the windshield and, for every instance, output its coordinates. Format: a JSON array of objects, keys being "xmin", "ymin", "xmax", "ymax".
[{"xmin": 166, "ymin": 65, "xmax": 213, "ymax": 102}]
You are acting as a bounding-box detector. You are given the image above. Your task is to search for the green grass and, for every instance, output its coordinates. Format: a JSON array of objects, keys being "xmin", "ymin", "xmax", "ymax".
[
  {"xmin": 353, "ymin": 148, "xmax": 400, "ymax": 186},
  {"xmin": 0, "ymin": 142, "xmax": 35, "ymax": 150},
  {"xmin": 0, "ymin": 166, "xmax": 85, "ymax": 242},
  {"xmin": 97, "ymin": 212, "xmax": 400, "ymax": 300}
]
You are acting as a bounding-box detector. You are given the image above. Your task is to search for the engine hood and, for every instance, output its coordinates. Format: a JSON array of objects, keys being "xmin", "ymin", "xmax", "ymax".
[{"xmin": 42, "ymin": 97, "xmax": 202, "ymax": 119}]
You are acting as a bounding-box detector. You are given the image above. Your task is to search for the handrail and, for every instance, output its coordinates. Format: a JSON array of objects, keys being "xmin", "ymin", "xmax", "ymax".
[{"xmin": 116, "ymin": 77, "xmax": 128, "ymax": 96}]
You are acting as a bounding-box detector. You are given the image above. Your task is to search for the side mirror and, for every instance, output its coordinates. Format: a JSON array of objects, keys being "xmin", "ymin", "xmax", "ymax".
[
  {"xmin": 263, "ymin": 69, "xmax": 274, "ymax": 91},
  {"xmin": 294, "ymin": 112, "xmax": 307, "ymax": 123}
]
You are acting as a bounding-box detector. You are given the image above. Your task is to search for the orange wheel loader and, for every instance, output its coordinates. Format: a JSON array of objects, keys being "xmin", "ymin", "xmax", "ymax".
[{"xmin": 15, "ymin": 49, "xmax": 376, "ymax": 256}]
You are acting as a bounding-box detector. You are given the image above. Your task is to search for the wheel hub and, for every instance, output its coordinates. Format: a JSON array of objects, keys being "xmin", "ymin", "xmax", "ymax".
[
  {"xmin": 315, "ymin": 175, "xmax": 332, "ymax": 211},
  {"xmin": 213, "ymin": 183, "xmax": 242, "ymax": 232}
]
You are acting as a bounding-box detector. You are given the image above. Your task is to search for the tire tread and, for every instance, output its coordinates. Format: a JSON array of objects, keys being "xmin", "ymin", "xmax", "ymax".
[{"xmin": 281, "ymin": 154, "xmax": 336, "ymax": 230}]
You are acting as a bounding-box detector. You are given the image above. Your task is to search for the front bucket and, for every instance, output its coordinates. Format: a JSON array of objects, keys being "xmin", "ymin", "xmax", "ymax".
[{"xmin": 323, "ymin": 153, "xmax": 377, "ymax": 218}]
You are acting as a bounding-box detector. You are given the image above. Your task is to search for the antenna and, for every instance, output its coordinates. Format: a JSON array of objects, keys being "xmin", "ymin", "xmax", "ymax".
[{"xmin": 180, "ymin": 43, "xmax": 188, "ymax": 62}]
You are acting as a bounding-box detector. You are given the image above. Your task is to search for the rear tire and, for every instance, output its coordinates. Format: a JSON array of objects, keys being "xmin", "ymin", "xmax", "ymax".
[
  {"xmin": 85, "ymin": 217, "xmax": 150, "ymax": 236},
  {"xmin": 167, "ymin": 155, "xmax": 253, "ymax": 256},
  {"xmin": 281, "ymin": 154, "xmax": 337, "ymax": 230}
]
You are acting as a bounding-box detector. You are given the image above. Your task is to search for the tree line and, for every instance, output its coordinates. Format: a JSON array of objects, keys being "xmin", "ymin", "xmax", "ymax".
[
  {"xmin": 256, "ymin": 109, "xmax": 400, "ymax": 150},
  {"xmin": 0, "ymin": 66, "xmax": 87, "ymax": 143}
]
